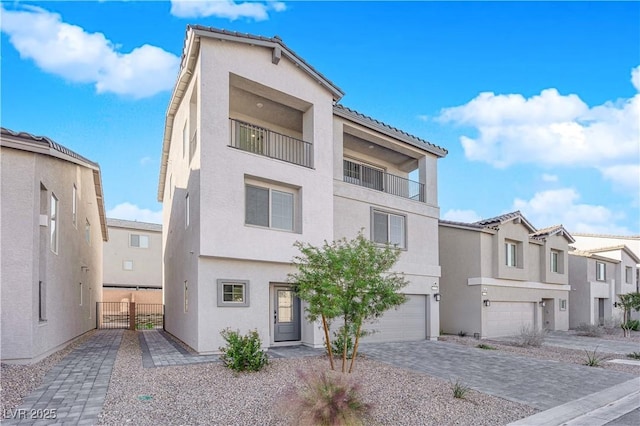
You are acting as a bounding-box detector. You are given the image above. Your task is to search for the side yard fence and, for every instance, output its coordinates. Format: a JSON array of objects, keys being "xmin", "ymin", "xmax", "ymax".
[{"xmin": 96, "ymin": 302, "xmax": 164, "ymax": 330}]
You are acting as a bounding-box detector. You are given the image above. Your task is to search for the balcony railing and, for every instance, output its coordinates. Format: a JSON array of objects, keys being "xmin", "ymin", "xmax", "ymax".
[
  {"xmin": 343, "ymin": 159, "xmax": 425, "ymax": 202},
  {"xmin": 229, "ymin": 118, "xmax": 313, "ymax": 168}
]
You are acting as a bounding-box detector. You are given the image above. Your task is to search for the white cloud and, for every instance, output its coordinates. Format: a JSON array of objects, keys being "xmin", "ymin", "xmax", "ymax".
[
  {"xmin": 437, "ymin": 67, "xmax": 640, "ymax": 191},
  {"xmin": 541, "ymin": 173, "xmax": 558, "ymax": 182},
  {"xmin": 107, "ymin": 202, "xmax": 162, "ymax": 224},
  {"xmin": 442, "ymin": 209, "xmax": 482, "ymax": 223},
  {"xmin": 0, "ymin": 5, "xmax": 180, "ymax": 98},
  {"xmin": 170, "ymin": 0, "xmax": 286, "ymax": 20},
  {"xmin": 599, "ymin": 164, "xmax": 640, "ymax": 193},
  {"xmin": 140, "ymin": 156, "xmax": 152, "ymax": 166},
  {"xmin": 512, "ymin": 188, "xmax": 631, "ymax": 235}
]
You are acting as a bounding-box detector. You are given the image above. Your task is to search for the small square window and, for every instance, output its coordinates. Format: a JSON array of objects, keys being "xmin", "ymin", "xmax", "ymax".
[
  {"xmin": 130, "ymin": 234, "xmax": 149, "ymax": 248},
  {"xmin": 559, "ymin": 299, "xmax": 567, "ymax": 311},
  {"xmin": 123, "ymin": 260, "xmax": 134, "ymax": 271},
  {"xmin": 217, "ymin": 280, "xmax": 250, "ymax": 307}
]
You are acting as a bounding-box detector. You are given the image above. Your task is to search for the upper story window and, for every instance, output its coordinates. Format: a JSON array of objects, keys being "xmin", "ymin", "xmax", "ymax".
[
  {"xmin": 72, "ymin": 184, "xmax": 77, "ymax": 228},
  {"xmin": 625, "ymin": 266, "xmax": 632, "ymax": 284},
  {"xmin": 123, "ymin": 260, "xmax": 134, "ymax": 271},
  {"xmin": 50, "ymin": 193, "xmax": 58, "ymax": 254},
  {"xmin": 344, "ymin": 159, "xmax": 384, "ymax": 191},
  {"xmin": 505, "ymin": 241, "xmax": 517, "ymax": 267},
  {"xmin": 130, "ymin": 234, "xmax": 149, "ymax": 248},
  {"xmin": 596, "ymin": 261, "xmax": 606, "ymax": 281},
  {"xmin": 550, "ymin": 250, "xmax": 559, "ymax": 272},
  {"xmin": 245, "ymin": 183, "xmax": 296, "ymax": 232},
  {"xmin": 372, "ymin": 209, "xmax": 406, "ymax": 249}
]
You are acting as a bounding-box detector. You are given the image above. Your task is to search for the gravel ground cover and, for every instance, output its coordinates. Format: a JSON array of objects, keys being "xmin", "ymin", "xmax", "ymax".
[
  {"xmin": 439, "ymin": 335, "xmax": 640, "ymax": 376},
  {"xmin": 0, "ymin": 330, "xmax": 97, "ymax": 413},
  {"xmin": 98, "ymin": 331, "xmax": 536, "ymax": 425},
  {"xmin": 570, "ymin": 328, "xmax": 640, "ymax": 343}
]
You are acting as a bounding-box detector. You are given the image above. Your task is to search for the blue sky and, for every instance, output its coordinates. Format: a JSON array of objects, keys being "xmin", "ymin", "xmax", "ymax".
[{"xmin": 2, "ymin": 1, "xmax": 639, "ymax": 234}]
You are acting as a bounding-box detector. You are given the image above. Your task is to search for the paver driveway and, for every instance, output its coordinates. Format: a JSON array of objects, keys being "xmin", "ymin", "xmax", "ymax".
[{"xmin": 358, "ymin": 340, "xmax": 635, "ymax": 410}]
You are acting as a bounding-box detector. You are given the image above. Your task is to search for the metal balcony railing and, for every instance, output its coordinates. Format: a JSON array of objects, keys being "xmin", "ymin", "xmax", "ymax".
[
  {"xmin": 229, "ymin": 118, "xmax": 313, "ymax": 168},
  {"xmin": 343, "ymin": 159, "xmax": 425, "ymax": 202}
]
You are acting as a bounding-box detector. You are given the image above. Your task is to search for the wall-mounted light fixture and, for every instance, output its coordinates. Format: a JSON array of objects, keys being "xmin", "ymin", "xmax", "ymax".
[
  {"xmin": 434, "ymin": 293, "xmax": 441, "ymax": 302},
  {"xmin": 431, "ymin": 283, "xmax": 439, "ymax": 291},
  {"xmin": 613, "ymin": 301, "xmax": 620, "ymax": 308},
  {"xmin": 539, "ymin": 301, "xmax": 546, "ymax": 307},
  {"xmin": 482, "ymin": 287, "xmax": 488, "ymax": 297},
  {"xmin": 256, "ymin": 102, "xmax": 264, "ymax": 109},
  {"xmin": 483, "ymin": 299, "xmax": 491, "ymax": 307},
  {"xmin": 81, "ymin": 266, "xmax": 90, "ymax": 272}
]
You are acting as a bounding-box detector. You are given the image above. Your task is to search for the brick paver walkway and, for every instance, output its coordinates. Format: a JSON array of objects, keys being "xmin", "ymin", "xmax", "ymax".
[
  {"xmin": 2, "ymin": 330, "xmax": 122, "ymax": 425},
  {"xmin": 358, "ymin": 340, "xmax": 635, "ymax": 410},
  {"xmin": 138, "ymin": 330, "xmax": 219, "ymax": 367}
]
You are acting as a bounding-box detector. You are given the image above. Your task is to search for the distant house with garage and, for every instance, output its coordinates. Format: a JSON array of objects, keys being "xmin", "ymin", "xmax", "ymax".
[
  {"xmin": 568, "ymin": 245, "xmax": 640, "ymax": 327},
  {"xmin": 439, "ymin": 211, "xmax": 574, "ymax": 338},
  {"xmin": 1, "ymin": 128, "xmax": 107, "ymax": 364},
  {"xmin": 102, "ymin": 218, "xmax": 162, "ymax": 305},
  {"xmin": 157, "ymin": 26, "xmax": 447, "ymax": 354}
]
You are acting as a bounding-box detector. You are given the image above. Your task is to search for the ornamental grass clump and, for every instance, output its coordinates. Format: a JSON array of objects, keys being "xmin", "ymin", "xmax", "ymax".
[
  {"xmin": 219, "ymin": 328, "xmax": 268, "ymax": 372},
  {"xmin": 282, "ymin": 370, "xmax": 371, "ymax": 426}
]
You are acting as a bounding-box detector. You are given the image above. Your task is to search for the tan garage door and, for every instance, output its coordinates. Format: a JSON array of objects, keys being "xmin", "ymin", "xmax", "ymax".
[
  {"xmin": 360, "ymin": 295, "xmax": 426, "ymax": 343},
  {"xmin": 486, "ymin": 302, "xmax": 535, "ymax": 338}
]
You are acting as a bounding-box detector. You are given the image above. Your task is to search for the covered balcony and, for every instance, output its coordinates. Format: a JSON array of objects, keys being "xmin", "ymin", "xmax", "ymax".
[{"xmin": 343, "ymin": 159, "xmax": 425, "ymax": 202}]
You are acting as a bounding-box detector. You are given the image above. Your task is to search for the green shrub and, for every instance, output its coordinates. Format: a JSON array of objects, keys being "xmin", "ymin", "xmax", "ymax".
[
  {"xmin": 219, "ymin": 328, "xmax": 268, "ymax": 372},
  {"xmin": 330, "ymin": 329, "xmax": 355, "ymax": 360},
  {"xmin": 451, "ymin": 378, "xmax": 470, "ymax": 399},
  {"xmin": 626, "ymin": 351, "xmax": 640, "ymax": 360},
  {"xmin": 622, "ymin": 319, "xmax": 640, "ymax": 331},
  {"xmin": 282, "ymin": 370, "xmax": 371, "ymax": 425},
  {"xmin": 584, "ymin": 346, "xmax": 603, "ymax": 367},
  {"xmin": 476, "ymin": 343, "xmax": 497, "ymax": 350},
  {"xmin": 517, "ymin": 325, "xmax": 547, "ymax": 347}
]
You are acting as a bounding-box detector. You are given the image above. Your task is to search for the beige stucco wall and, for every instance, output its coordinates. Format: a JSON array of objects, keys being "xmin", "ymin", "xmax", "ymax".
[
  {"xmin": 102, "ymin": 288, "xmax": 162, "ymax": 304},
  {"xmin": 1, "ymin": 147, "xmax": 103, "ymax": 363},
  {"xmin": 103, "ymin": 223, "xmax": 162, "ymax": 288}
]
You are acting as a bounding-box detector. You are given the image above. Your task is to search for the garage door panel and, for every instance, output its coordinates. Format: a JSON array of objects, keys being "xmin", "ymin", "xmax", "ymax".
[
  {"xmin": 486, "ymin": 302, "xmax": 534, "ymax": 338},
  {"xmin": 360, "ymin": 295, "xmax": 426, "ymax": 343}
]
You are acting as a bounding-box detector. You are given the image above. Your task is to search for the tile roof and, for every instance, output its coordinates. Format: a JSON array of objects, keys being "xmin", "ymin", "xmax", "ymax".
[
  {"xmin": 568, "ymin": 249, "xmax": 621, "ymax": 263},
  {"xmin": 572, "ymin": 233, "xmax": 640, "ymax": 239},
  {"xmin": 1, "ymin": 127, "xmax": 99, "ymax": 168},
  {"xmin": 529, "ymin": 224, "xmax": 575, "ymax": 243},
  {"xmin": 107, "ymin": 218, "xmax": 162, "ymax": 232},
  {"xmin": 438, "ymin": 219, "xmax": 485, "ymax": 230},
  {"xmin": 580, "ymin": 244, "xmax": 640, "ymax": 263},
  {"xmin": 333, "ymin": 105, "xmax": 448, "ymax": 157},
  {"xmin": 474, "ymin": 210, "xmax": 524, "ymax": 227}
]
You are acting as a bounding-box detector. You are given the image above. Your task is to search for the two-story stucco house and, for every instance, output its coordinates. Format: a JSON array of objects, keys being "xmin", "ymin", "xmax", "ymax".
[
  {"xmin": 102, "ymin": 218, "xmax": 163, "ymax": 305},
  {"xmin": 158, "ymin": 27, "xmax": 446, "ymax": 354},
  {"xmin": 568, "ymin": 245, "xmax": 640, "ymax": 327},
  {"xmin": 1, "ymin": 128, "xmax": 107, "ymax": 363},
  {"xmin": 439, "ymin": 211, "xmax": 574, "ymax": 338}
]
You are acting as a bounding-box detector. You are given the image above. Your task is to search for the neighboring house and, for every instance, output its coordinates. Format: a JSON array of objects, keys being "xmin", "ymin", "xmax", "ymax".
[
  {"xmin": 568, "ymin": 245, "xmax": 640, "ymax": 327},
  {"xmin": 102, "ymin": 218, "xmax": 162, "ymax": 305},
  {"xmin": 1, "ymin": 128, "xmax": 107, "ymax": 364},
  {"xmin": 157, "ymin": 26, "xmax": 447, "ymax": 354},
  {"xmin": 439, "ymin": 211, "xmax": 574, "ymax": 338},
  {"xmin": 572, "ymin": 234, "xmax": 640, "ymax": 292}
]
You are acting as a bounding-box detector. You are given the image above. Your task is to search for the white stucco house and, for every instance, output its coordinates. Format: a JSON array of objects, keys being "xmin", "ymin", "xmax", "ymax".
[
  {"xmin": 158, "ymin": 26, "xmax": 447, "ymax": 354},
  {"xmin": 439, "ymin": 211, "xmax": 574, "ymax": 338},
  {"xmin": 1, "ymin": 128, "xmax": 107, "ymax": 363},
  {"xmin": 568, "ymin": 245, "xmax": 640, "ymax": 327},
  {"xmin": 103, "ymin": 218, "xmax": 163, "ymax": 304}
]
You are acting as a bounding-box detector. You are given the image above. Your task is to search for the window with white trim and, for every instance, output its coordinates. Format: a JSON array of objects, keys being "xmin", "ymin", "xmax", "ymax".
[
  {"xmin": 559, "ymin": 299, "xmax": 567, "ymax": 311},
  {"xmin": 505, "ymin": 241, "xmax": 517, "ymax": 267},
  {"xmin": 550, "ymin": 250, "xmax": 563, "ymax": 273},
  {"xmin": 596, "ymin": 261, "xmax": 606, "ymax": 281},
  {"xmin": 245, "ymin": 184, "xmax": 295, "ymax": 232},
  {"xmin": 130, "ymin": 234, "xmax": 149, "ymax": 248},
  {"xmin": 372, "ymin": 209, "xmax": 406, "ymax": 248},
  {"xmin": 50, "ymin": 193, "xmax": 58, "ymax": 253},
  {"xmin": 217, "ymin": 280, "xmax": 250, "ymax": 307},
  {"xmin": 625, "ymin": 266, "xmax": 632, "ymax": 284},
  {"xmin": 123, "ymin": 260, "xmax": 134, "ymax": 271}
]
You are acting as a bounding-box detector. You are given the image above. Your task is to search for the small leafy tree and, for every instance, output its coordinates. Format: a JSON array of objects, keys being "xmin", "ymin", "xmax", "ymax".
[
  {"xmin": 617, "ymin": 292, "xmax": 640, "ymax": 337},
  {"xmin": 290, "ymin": 232, "xmax": 408, "ymax": 373}
]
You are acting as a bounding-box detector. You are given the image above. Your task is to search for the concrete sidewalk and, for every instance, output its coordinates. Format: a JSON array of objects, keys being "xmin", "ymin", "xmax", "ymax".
[{"xmin": 508, "ymin": 377, "xmax": 640, "ymax": 426}]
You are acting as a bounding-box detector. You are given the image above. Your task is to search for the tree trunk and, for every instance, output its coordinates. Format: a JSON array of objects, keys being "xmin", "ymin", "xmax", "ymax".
[
  {"xmin": 342, "ymin": 316, "xmax": 348, "ymax": 373},
  {"xmin": 321, "ymin": 315, "xmax": 334, "ymax": 370},
  {"xmin": 348, "ymin": 322, "xmax": 363, "ymax": 374}
]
